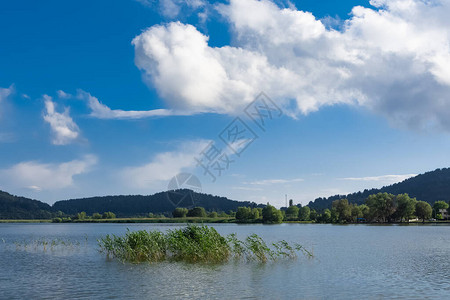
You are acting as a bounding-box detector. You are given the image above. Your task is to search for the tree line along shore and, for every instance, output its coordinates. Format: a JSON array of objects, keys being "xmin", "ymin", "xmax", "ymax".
[{"xmin": 2, "ymin": 192, "xmax": 447, "ymax": 224}]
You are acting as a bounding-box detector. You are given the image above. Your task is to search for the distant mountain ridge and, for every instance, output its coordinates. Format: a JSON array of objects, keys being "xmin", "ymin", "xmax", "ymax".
[
  {"xmin": 0, "ymin": 190, "xmax": 53, "ymax": 219},
  {"xmin": 308, "ymin": 168, "xmax": 450, "ymax": 211},
  {"xmin": 2, "ymin": 168, "xmax": 450, "ymax": 219},
  {"xmin": 52, "ymin": 189, "xmax": 258, "ymax": 217},
  {"xmin": 0, "ymin": 189, "xmax": 258, "ymax": 219}
]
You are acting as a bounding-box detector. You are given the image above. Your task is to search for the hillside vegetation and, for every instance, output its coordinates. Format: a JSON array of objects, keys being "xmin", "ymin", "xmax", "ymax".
[
  {"xmin": 308, "ymin": 168, "xmax": 450, "ymax": 212},
  {"xmin": 0, "ymin": 190, "xmax": 52, "ymax": 219},
  {"xmin": 2, "ymin": 168, "xmax": 450, "ymax": 219}
]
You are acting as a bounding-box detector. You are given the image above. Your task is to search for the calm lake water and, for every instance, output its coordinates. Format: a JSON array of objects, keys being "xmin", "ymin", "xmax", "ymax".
[{"xmin": 1, "ymin": 223, "xmax": 449, "ymax": 299}]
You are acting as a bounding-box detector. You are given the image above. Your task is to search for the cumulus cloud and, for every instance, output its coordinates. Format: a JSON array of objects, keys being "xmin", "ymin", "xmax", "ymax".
[
  {"xmin": 121, "ymin": 140, "xmax": 209, "ymax": 189},
  {"xmin": 132, "ymin": 0, "xmax": 450, "ymax": 130},
  {"xmin": 77, "ymin": 90, "xmax": 192, "ymax": 119},
  {"xmin": 43, "ymin": 95, "xmax": 80, "ymax": 145},
  {"xmin": 0, "ymin": 155, "xmax": 97, "ymax": 191}
]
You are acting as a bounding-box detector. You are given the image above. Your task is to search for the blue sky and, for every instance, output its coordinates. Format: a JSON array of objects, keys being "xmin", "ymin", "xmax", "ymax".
[{"xmin": 1, "ymin": 0, "xmax": 450, "ymax": 206}]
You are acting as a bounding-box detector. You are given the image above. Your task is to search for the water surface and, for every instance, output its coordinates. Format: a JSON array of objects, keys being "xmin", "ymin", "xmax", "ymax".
[{"xmin": 1, "ymin": 223, "xmax": 449, "ymax": 299}]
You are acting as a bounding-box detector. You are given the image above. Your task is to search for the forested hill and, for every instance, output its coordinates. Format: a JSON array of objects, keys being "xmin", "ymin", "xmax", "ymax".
[
  {"xmin": 308, "ymin": 168, "xmax": 450, "ymax": 211},
  {"xmin": 52, "ymin": 189, "xmax": 256, "ymax": 217},
  {"xmin": 0, "ymin": 190, "xmax": 53, "ymax": 219},
  {"xmin": 3, "ymin": 167, "xmax": 450, "ymax": 218}
]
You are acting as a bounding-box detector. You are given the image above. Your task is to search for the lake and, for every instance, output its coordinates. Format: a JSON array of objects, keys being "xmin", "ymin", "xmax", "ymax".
[{"xmin": 1, "ymin": 223, "xmax": 449, "ymax": 299}]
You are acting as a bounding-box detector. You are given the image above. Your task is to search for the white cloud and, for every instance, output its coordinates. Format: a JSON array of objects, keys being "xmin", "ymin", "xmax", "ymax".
[
  {"xmin": 121, "ymin": 140, "xmax": 210, "ymax": 189},
  {"xmin": 132, "ymin": 0, "xmax": 450, "ymax": 130},
  {"xmin": 0, "ymin": 86, "xmax": 14, "ymax": 141},
  {"xmin": 0, "ymin": 155, "xmax": 97, "ymax": 191},
  {"xmin": 43, "ymin": 95, "xmax": 81, "ymax": 145},
  {"xmin": 0, "ymin": 133, "xmax": 15, "ymax": 143},
  {"xmin": 339, "ymin": 174, "xmax": 417, "ymax": 183},
  {"xmin": 136, "ymin": 0, "xmax": 206, "ymax": 19},
  {"xmin": 245, "ymin": 177, "xmax": 304, "ymax": 185},
  {"xmin": 232, "ymin": 186, "xmax": 263, "ymax": 191},
  {"xmin": 27, "ymin": 185, "xmax": 42, "ymax": 192},
  {"xmin": 0, "ymin": 85, "xmax": 13, "ymax": 105},
  {"xmin": 135, "ymin": 0, "xmax": 153, "ymax": 7},
  {"xmin": 160, "ymin": 0, "xmax": 182, "ymax": 18},
  {"xmin": 57, "ymin": 90, "xmax": 72, "ymax": 99},
  {"xmin": 77, "ymin": 90, "xmax": 192, "ymax": 119}
]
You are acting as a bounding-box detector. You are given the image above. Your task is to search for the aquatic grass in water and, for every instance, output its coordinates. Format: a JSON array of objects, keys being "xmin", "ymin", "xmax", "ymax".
[
  {"xmin": 98, "ymin": 224, "xmax": 313, "ymax": 263},
  {"xmin": 100, "ymin": 230, "xmax": 167, "ymax": 262},
  {"xmin": 5, "ymin": 237, "xmax": 86, "ymax": 253},
  {"xmin": 166, "ymin": 225, "xmax": 230, "ymax": 263}
]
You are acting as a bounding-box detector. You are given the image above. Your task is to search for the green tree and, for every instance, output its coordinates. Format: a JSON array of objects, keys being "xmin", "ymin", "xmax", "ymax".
[
  {"xmin": 351, "ymin": 205, "xmax": 363, "ymax": 222},
  {"xmin": 250, "ymin": 208, "xmax": 261, "ymax": 220},
  {"xmin": 366, "ymin": 193, "xmax": 396, "ymax": 222},
  {"xmin": 433, "ymin": 201, "xmax": 449, "ymax": 220},
  {"xmin": 92, "ymin": 212, "xmax": 102, "ymax": 219},
  {"xmin": 330, "ymin": 207, "xmax": 339, "ymax": 223},
  {"xmin": 262, "ymin": 204, "xmax": 283, "ymax": 224},
  {"xmin": 395, "ymin": 194, "xmax": 417, "ymax": 222},
  {"xmin": 298, "ymin": 206, "xmax": 310, "ymax": 221},
  {"xmin": 309, "ymin": 209, "xmax": 318, "ymax": 221},
  {"xmin": 76, "ymin": 211, "xmax": 86, "ymax": 220},
  {"xmin": 415, "ymin": 201, "xmax": 432, "ymax": 223},
  {"xmin": 173, "ymin": 207, "xmax": 188, "ymax": 218},
  {"xmin": 208, "ymin": 211, "xmax": 218, "ymax": 218},
  {"xmin": 236, "ymin": 207, "xmax": 251, "ymax": 221},
  {"xmin": 218, "ymin": 211, "xmax": 229, "ymax": 218},
  {"xmin": 359, "ymin": 204, "xmax": 370, "ymax": 221},
  {"xmin": 286, "ymin": 205, "xmax": 299, "ymax": 220},
  {"xmin": 102, "ymin": 211, "xmax": 116, "ymax": 219},
  {"xmin": 187, "ymin": 207, "xmax": 207, "ymax": 218},
  {"xmin": 332, "ymin": 199, "xmax": 352, "ymax": 223},
  {"xmin": 322, "ymin": 209, "xmax": 332, "ymax": 223}
]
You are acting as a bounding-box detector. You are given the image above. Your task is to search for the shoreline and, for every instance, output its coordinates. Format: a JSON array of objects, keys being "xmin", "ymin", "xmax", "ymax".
[{"xmin": 2, "ymin": 218, "xmax": 450, "ymax": 224}]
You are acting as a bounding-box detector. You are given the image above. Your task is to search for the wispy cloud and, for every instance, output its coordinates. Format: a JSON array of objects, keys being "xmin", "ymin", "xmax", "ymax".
[
  {"xmin": 338, "ymin": 174, "xmax": 417, "ymax": 183},
  {"xmin": 245, "ymin": 178, "xmax": 304, "ymax": 185},
  {"xmin": 121, "ymin": 140, "xmax": 210, "ymax": 189},
  {"xmin": 0, "ymin": 133, "xmax": 16, "ymax": 143},
  {"xmin": 0, "ymin": 155, "xmax": 97, "ymax": 191},
  {"xmin": 43, "ymin": 95, "xmax": 80, "ymax": 145},
  {"xmin": 136, "ymin": 0, "xmax": 206, "ymax": 19},
  {"xmin": 0, "ymin": 86, "xmax": 13, "ymax": 104},
  {"xmin": 232, "ymin": 186, "xmax": 263, "ymax": 191},
  {"xmin": 0, "ymin": 86, "xmax": 15, "ymax": 142},
  {"xmin": 57, "ymin": 90, "xmax": 72, "ymax": 99},
  {"xmin": 77, "ymin": 90, "xmax": 193, "ymax": 119}
]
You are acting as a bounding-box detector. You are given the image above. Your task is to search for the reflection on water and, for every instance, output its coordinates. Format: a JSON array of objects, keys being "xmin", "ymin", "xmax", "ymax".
[{"xmin": 1, "ymin": 223, "xmax": 450, "ymax": 299}]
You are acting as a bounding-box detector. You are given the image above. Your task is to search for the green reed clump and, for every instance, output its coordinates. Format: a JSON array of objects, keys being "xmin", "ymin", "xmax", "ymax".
[
  {"xmin": 99, "ymin": 224, "xmax": 313, "ymax": 264},
  {"xmin": 99, "ymin": 229, "xmax": 167, "ymax": 263},
  {"xmin": 166, "ymin": 225, "xmax": 231, "ymax": 263}
]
